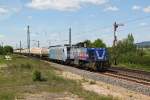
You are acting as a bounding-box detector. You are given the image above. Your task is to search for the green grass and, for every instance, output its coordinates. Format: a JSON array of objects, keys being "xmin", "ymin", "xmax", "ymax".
[
  {"xmin": 0, "ymin": 55, "xmax": 6, "ymax": 64},
  {"xmin": 144, "ymin": 48, "xmax": 150, "ymax": 55},
  {"xmin": 114, "ymin": 63, "xmax": 150, "ymax": 72},
  {"xmin": 114, "ymin": 48, "xmax": 150, "ymax": 72},
  {"xmin": 0, "ymin": 55, "xmax": 118, "ymax": 100}
]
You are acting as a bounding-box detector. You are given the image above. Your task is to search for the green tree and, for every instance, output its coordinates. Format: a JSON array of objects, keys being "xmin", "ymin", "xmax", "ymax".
[
  {"xmin": 76, "ymin": 40, "xmax": 92, "ymax": 47},
  {"xmin": 111, "ymin": 34, "xmax": 137, "ymax": 65},
  {"xmin": 116, "ymin": 34, "xmax": 136, "ymax": 54},
  {"xmin": 76, "ymin": 39, "xmax": 106, "ymax": 48},
  {"xmin": 0, "ymin": 46, "xmax": 4, "ymax": 55},
  {"xmin": 127, "ymin": 33, "xmax": 134, "ymax": 44},
  {"xmin": 92, "ymin": 39, "xmax": 106, "ymax": 48},
  {"xmin": 83, "ymin": 40, "xmax": 92, "ymax": 47},
  {"xmin": 3, "ymin": 46, "xmax": 13, "ymax": 54}
]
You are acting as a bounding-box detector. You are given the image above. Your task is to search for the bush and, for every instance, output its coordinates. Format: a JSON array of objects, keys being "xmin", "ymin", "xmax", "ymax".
[
  {"xmin": 135, "ymin": 55, "xmax": 150, "ymax": 66},
  {"xmin": 3, "ymin": 46, "xmax": 13, "ymax": 54},
  {"xmin": 0, "ymin": 46, "xmax": 4, "ymax": 55},
  {"xmin": 21, "ymin": 63, "xmax": 32, "ymax": 69},
  {"xmin": 32, "ymin": 70, "xmax": 42, "ymax": 81},
  {"xmin": 0, "ymin": 45, "xmax": 13, "ymax": 55},
  {"xmin": 89, "ymin": 80, "xmax": 96, "ymax": 84}
]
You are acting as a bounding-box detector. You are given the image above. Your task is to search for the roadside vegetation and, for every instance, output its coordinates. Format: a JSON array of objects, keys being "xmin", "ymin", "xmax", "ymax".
[
  {"xmin": 0, "ymin": 55, "xmax": 117, "ymax": 100},
  {"xmin": 0, "ymin": 45, "xmax": 13, "ymax": 55},
  {"xmin": 109, "ymin": 34, "xmax": 150, "ymax": 72},
  {"xmin": 0, "ymin": 45, "xmax": 13, "ymax": 64}
]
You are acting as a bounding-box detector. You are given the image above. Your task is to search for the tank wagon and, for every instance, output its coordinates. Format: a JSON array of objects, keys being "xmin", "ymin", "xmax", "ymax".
[
  {"xmin": 20, "ymin": 48, "xmax": 29, "ymax": 55},
  {"xmin": 14, "ymin": 48, "xmax": 49, "ymax": 57},
  {"xmin": 14, "ymin": 49, "xmax": 21, "ymax": 53},
  {"xmin": 30, "ymin": 47, "xmax": 49, "ymax": 57}
]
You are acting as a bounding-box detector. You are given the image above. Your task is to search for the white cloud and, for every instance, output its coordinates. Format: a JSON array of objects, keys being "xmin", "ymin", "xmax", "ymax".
[
  {"xmin": 139, "ymin": 22, "xmax": 148, "ymax": 26},
  {"xmin": 143, "ymin": 6, "xmax": 150, "ymax": 13},
  {"xmin": 132, "ymin": 5, "xmax": 141, "ymax": 10},
  {"xmin": 0, "ymin": 6, "xmax": 21, "ymax": 21},
  {"xmin": 27, "ymin": 16, "xmax": 32, "ymax": 20},
  {"xmin": 11, "ymin": 7, "xmax": 21, "ymax": 13},
  {"xmin": 104, "ymin": 6, "xmax": 119, "ymax": 11},
  {"xmin": 0, "ymin": 7, "xmax": 9, "ymax": 15},
  {"xmin": 0, "ymin": 34, "xmax": 5, "ymax": 38},
  {"xmin": 27, "ymin": 0, "xmax": 108, "ymax": 11}
]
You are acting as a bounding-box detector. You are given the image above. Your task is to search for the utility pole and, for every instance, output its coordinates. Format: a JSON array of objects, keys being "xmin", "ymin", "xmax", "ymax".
[
  {"xmin": 32, "ymin": 40, "xmax": 40, "ymax": 48},
  {"xmin": 48, "ymin": 41, "xmax": 50, "ymax": 47},
  {"xmin": 20, "ymin": 40, "xmax": 22, "ymax": 53},
  {"xmin": 113, "ymin": 22, "xmax": 124, "ymax": 65},
  {"xmin": 69, "ymin": 27, "xmax": 72, "ymax": 47},
  {"xmin": 16, "ymin": 44, "xmax": 18, "ymax": 49},
  {"xmin": 27, "ymin": 25, "xmax": 30, "ymax": 54},
  {"xmin": 1, "ymin": 42, "xmax": 3, "ymax": 47},
  {"xmin": 47, "ymin": 40, "xmax": 51, "ymax": 48},
  {"xmin": 37, "ymin": 40, "xmax": 40, "ymax": 48}
]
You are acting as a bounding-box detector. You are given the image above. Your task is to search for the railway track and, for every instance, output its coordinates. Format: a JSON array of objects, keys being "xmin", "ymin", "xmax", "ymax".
[
  {"xmin": 101, "ymin": 72, "xmax": 150, "ymax": 86},
  {"xmin": 106, "ymin": 67, "xmax": 150, "ymax": 85},
  {"xmin": 33, "ymin": 55, "xmax": 150, "ymax": 86}
]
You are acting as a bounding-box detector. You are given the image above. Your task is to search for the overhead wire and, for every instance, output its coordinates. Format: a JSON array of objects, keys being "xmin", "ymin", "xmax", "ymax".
[{"xmin": 74, "ymin": 15, "xmax": 150, "ymax": 40}]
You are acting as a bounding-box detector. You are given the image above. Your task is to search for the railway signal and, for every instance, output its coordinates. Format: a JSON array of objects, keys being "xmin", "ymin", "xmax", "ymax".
[
  {"xmin": 113, "ymin": 22, "xmax": 124, "ymax": 65},
  {"xmin": 20, "ymin": 40, "xmax": 22, "ymax": 53},
  {"xmin": 32, "ymin": 40, "xmax": 40, "ymax": 48},
  {"xmin": 113, "ymin": 22, "xmax": 124, "ymax": 47}
]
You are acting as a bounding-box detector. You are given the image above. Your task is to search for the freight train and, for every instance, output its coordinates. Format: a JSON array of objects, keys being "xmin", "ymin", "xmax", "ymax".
[{"xmin": 14, "ymin": 45, "xmax": 110, "ymax": 71}]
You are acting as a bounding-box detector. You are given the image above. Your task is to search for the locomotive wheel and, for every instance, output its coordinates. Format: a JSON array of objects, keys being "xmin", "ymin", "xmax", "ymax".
[
  {"xmin": 96, "ymin": 63, "xmax": 103, "ymax": 71},
  {"xmin": 88, "ymin": 61, "xmax": 96, "ymax": 71}
]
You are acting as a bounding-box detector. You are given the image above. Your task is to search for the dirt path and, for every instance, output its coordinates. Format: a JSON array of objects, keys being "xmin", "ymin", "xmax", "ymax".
[
  {"xmin": 58, "ymin": 70, "xmax": 150, "ymax": 100},
  {"xmin": 16, "ymin": 92, "xmax": 82, "ymax": 100}
]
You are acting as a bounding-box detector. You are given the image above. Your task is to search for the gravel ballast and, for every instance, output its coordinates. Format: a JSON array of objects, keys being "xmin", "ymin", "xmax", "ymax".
[{"xmin": 47, "ymin": 62, "xmax": 150, "ymax": 96}]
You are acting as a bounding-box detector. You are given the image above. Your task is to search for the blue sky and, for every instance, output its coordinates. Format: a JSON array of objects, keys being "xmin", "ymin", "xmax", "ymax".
[{"xmin": 0, "ymin": 0, "xmax": 150, "ymax": 48}]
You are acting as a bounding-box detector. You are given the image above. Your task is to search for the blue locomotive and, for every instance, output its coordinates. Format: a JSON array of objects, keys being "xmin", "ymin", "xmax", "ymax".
[{"xmin": 49, "ymin": 45, "xmax": 110, "ymax": 71}]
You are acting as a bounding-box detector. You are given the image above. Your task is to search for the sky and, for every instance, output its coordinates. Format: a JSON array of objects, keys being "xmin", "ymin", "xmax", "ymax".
[{"xmin": 0, "ymin": 0, "xmax": 150, "ymax": 48}]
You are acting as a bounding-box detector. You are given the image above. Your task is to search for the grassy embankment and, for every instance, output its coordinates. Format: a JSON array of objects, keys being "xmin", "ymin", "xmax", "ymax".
[
  {"xmin": 114, "ymin": 48, "xmax": 150, "ymax": 72},
  {"xmin": 0, "ymin": 54, "xmax": 117, "ymax": 100}
]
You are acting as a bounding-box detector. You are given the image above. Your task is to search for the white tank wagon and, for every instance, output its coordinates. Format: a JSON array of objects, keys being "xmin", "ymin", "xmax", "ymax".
[
  {"xmin": 14, "ymin": 49, "xmax": 20, "ymax": 53},
  {"xmin": 30, "ymin": 47, "xmax": 49, "ymax": 57},
  {"xmin": 21, "ymin": 49, "xmax": 29, "ymax": 54}
]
